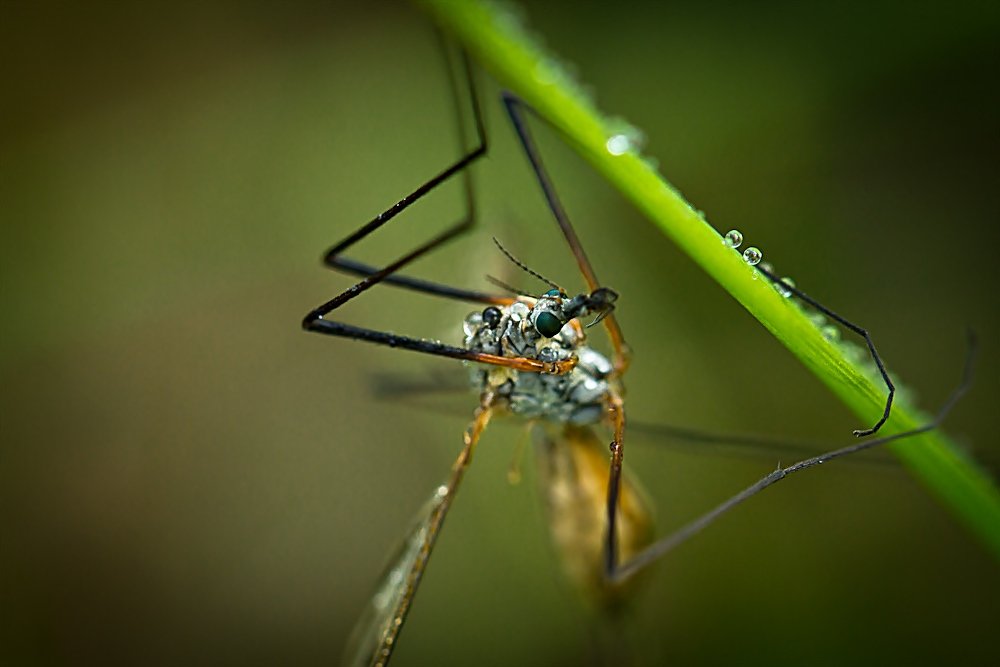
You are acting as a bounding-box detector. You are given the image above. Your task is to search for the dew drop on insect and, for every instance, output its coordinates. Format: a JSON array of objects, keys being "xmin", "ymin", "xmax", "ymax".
[
  {"xmin": 821, "ymin": 324, "xmax": 840, "ymax": 342},
  {"xmin": 723, "ymin": 229, "xmax": 743, "ymax": 248},
  {"xmin": 463, "ymin": 312, "xmax": 482, "ymax": 337},
  {"xmin": 776, "ymin": 276, "xmax": 795, "ymax": 298},
  {"xmin": 510, "ymin": 302, "xmax": 530, "ymax": 320},
  {"xmin": 436, "ymin": 485, "xmax": 449, "ymax": 498},
  {"xmin": 742, "ymin": 247, "xmax": 762, "ymax": 266}
]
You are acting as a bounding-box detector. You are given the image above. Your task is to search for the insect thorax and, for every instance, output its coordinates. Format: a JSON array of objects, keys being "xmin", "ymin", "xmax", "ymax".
[{"xmin": 463, "ymin": 298, "xmax": 614, "ymax": 425}]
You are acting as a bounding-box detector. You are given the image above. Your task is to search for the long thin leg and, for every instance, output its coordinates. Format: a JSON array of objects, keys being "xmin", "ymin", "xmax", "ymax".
[
  {"xmin": 358, "ymin": 391, "xmax": 495, "ymax": 667},
  {"xmin": 302, "ymin": 52, "xmax": 573, "ymax": 376},
  {"xmin": 322, "ymin": 255, "xmax": 511, "ymax": 306},
  {"xmin": 604, "ymin": 333, "xmax": 976, "ymax": 585},
  {"xmin": 603, "ymin": 391, "xmax": 627, "ymax": 577},
  {"xmin": 321, "ymin": 42, "xmax": 511, "ymax": 308},
  {"xmin": 626, "ymin": 420, "xmax": 896, "ymax": 468},
  {"xmin": 756, "ymin": 262, "xmax": 895, "ymax": 437},
  {"xmin": 501, "ymin": 93, "xmax": 631, "ymax": 373},
  {"xmin": 304, "ymin": 47, "xmax": 485, "ymax": 323},
  {"xmin": 307, "ymin": 199, "xmax": 575, "ymax": 373}
]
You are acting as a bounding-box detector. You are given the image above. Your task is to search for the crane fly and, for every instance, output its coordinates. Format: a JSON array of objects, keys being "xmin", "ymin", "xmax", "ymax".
[{"xmin": 301, "ymin": 44, "xmax": 973, "ymax": 667}]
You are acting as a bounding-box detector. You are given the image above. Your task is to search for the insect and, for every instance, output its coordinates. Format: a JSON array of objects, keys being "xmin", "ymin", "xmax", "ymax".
[{"xmin": 302, "ymin": 44, "xmax": 972, "ymax": 667}]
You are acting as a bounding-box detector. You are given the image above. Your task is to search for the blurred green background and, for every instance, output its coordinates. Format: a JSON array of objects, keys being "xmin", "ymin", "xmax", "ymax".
[{"xmin": 2, "ymin": 1, "xmax": 998, "ymax": 665}]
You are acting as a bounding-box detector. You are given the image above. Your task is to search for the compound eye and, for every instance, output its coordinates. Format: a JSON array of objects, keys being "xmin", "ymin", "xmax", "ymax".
[
  {"xmin": 534, "ymin": 311, "xmax": 563, "ymax": 338},
  {"xmin": 543, "ymin": 288, "xmax": 561, "ymax": 298},
  {"xmin": 481, "ymin": 306, "xmax": 502, "ymax": 327}
]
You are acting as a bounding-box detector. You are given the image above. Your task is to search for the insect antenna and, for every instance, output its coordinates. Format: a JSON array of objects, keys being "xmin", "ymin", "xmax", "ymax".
[
  {"xmin": 492, "ymin": 236, "xmax": 563, "ymax": 293},
  {"xmin": 484, "ymin": 274, "xmax": 535, "ymax": 297}
]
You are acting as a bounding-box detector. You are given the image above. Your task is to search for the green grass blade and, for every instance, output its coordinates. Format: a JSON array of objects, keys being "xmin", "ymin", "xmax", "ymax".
[{"xmin": 414, "ymin": 0, "xmax": 1000, "ymax": 558}]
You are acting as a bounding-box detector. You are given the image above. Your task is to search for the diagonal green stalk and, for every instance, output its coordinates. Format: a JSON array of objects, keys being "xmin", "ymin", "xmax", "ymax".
[{"xmin": 414, "ymin": 0, "xmax": 1000, "ymax": 557}]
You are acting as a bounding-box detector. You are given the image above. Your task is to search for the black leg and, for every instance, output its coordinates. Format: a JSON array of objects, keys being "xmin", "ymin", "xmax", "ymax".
[
  {"xmin": 501, "ymin": 92, "xmax": 631, "ymax": 373},
  {"xmin": 302, "ymin": 49, "xmax": 580, "ymax": 374},
  {"xmin": 603, "ymin": 332, "xmax": 975, "ymax": 584},
  {"xmin": 756, "ymin": 263, "xmax": 895, "ymax": 437},
  {"xmin": 322, "ymin": 255, "xmax": 509, "ymax": 305},
  {"xmin": 318, "ymin": 44, "xmax": 510, "ymax": 308},
  {"xmin": 304, "ymin": 47, "xmax": 487, "ymax": 310}
]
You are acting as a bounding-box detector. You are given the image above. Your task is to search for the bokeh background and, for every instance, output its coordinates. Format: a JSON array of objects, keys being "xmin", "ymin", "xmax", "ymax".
[{"xmin": 2, "ymin": 1, "xmax": 998, "ymax": 665}]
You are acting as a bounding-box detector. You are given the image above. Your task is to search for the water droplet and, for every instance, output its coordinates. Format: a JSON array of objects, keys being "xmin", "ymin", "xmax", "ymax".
[
  {"xmin": 436, "ymin": 485, "xmax": 449, "ymax": 498},
  {"xmin": 537, "ymin": 347, "xmax": 558, "ymax": 363},
  {"xmin": 606, "ymin": 134, "xmax": 631, "ymax": 155},
  {"xmin": 742, "ymin": 247, "xmax": 762, "ymax": 266},
  {"xmin": 723, "ymin": 229, "xmax": 743, "ymax": 248},
  {"xmin": 605, "ymin": 118, "xmax": 646, "ymax": 155},
  {"xmin": 821, "ymin": 324, "xmax": 840, "ymax": 341},
  {"xmin": 776, "ymin": 276, "xmax": 795, "ymax": 298}
]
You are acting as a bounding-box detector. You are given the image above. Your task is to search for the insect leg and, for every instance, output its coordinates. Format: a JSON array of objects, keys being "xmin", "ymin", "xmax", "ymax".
[
  {"xmin": 604, "ymin": 333, "xmax": 976, "ymax": 584},
  {"xmin": 756, "ymin": 262, "xmax": 895, "ymax": 437},
  {"xmin": 321, "ymin": 45, "xmax": 510, "ymax": 307},
  {"xmin": 322, "ymin": 254, "xmax": 510, "ymax": 305},
  {"xmin": 303, "ymin": 50, "xmax": 573, "ymax": 375},
  {"xmin": 306, "ymin": 45, "xmax": 487, "ymax": 310},
  {"xmin": 603, "ymin": 392, "xmax": 627, "ymax": 577},
  {"xmin": 309, "ymin": 184, "xmax": 572, "ymax": 371},
  {"xmin": 501, "ymin": 92, "xmax": 631, "ymax": 373}
]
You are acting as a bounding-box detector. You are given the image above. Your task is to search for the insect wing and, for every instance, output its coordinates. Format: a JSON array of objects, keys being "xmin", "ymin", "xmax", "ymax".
[
  {"xmin": 536, "ymin": 423, "xmax": 655, "ymax": 606},
  {"xmin": 341, "ymin": 486, "xmax": 447, "ymax": 667}
]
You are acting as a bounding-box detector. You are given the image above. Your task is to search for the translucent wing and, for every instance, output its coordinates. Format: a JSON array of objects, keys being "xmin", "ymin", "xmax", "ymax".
[
  {"xmin": 341, "ymin": 485, "xmax": 448, "ymax": 667},
  {"xmin": 370, "ymin": 369, "xmax": 897, "ymax": 468},
  {"xmin": 535, "ymin": 423, "xmax": 655, "ymax": 607}
]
